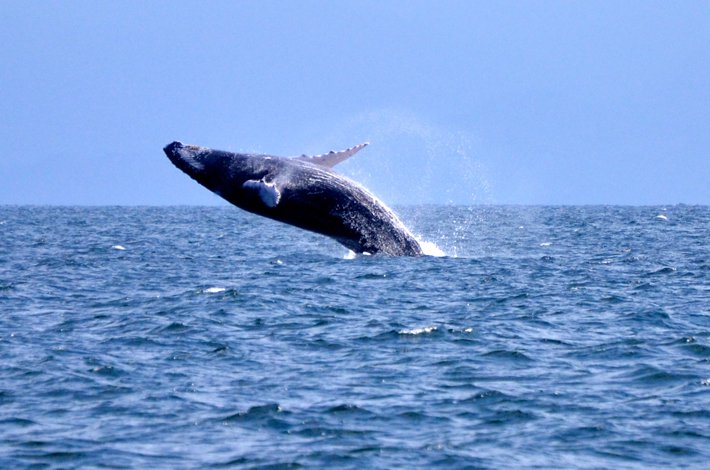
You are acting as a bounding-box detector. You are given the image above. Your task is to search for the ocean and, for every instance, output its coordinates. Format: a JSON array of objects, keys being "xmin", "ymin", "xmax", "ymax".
[{"xmin": 1, "ymin": 205, "xmax": 708, "ymax": 468}]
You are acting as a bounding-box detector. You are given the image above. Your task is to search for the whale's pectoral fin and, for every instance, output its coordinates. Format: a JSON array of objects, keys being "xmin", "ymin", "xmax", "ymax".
[
  {"xmin": 243, "ymin": 179, "xmax": 281, "ymax": 208},
  {"xmin": 295, "ymin": 142, "xmax": 369, "ymax": 168}
]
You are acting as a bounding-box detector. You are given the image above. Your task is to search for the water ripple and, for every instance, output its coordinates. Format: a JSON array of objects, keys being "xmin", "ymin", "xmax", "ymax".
[{"xmin": 0, "ymin": 205, "xmax": 708, "ymax": 468}]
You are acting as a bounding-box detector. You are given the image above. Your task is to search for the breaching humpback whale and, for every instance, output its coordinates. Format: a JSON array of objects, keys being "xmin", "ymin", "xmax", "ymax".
[{"xmin": 164, "ymin": 141, "xmax": 423, "ymax": 256}]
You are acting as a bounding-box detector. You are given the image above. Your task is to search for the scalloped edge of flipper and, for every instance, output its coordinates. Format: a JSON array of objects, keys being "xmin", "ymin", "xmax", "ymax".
[{"xmin": 294, "ymin": 142, "xmax": 369, "ymax": 168}]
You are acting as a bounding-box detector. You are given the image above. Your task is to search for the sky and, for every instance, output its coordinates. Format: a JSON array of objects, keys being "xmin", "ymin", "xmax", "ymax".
[{"xmin": 1, "ymin": 0, "xmax": 708, "ymax": 205}]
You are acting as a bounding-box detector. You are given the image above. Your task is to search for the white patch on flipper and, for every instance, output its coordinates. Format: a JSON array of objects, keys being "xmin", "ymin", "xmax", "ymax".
[{"xmin": 243, "ymin": 179, "xmax": 281, "ymax": 207}]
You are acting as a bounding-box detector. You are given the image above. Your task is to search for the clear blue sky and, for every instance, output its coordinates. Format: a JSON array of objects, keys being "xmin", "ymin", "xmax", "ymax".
[{"xmin": 1, "ymin": 1, "xmax": 708, "ymax": 205}]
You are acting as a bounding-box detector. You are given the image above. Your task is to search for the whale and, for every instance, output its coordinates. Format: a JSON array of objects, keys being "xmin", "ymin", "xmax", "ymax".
[{"xmin": 163, "ymin": 141, "xmax": 423, "ymax": 256}]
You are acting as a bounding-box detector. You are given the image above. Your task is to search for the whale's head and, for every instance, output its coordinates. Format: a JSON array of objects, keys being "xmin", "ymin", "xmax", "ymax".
[
  {"xmin": 164, "ymin": 141, "xmax": 272, "ymax": 203},
  {"xmin": 164, "ymin": 141, "xmax": 214, "ymax": 175},
  {"xmin": 164, "ymin": 141, "xmax": 239, "ymax": 195}
]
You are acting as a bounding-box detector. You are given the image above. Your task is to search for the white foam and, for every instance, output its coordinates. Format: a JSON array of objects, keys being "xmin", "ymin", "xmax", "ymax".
[
  {"xmin": 419, "ymin": 240, "xmax": 445, "ymax": 257},
  {"xmin": 399, "ymin": 325, "xmax": 437, "ymax": 335},
  {"xmin": 540, "ymin": 242, "xmax": 552, "ymax": 247},
  {"xmin": 341, "ymin": 241, "xmax": 444, "ymax": 258},
  {"xmin": 656, "ymin": 214, "xmax": 668, "ymax": 220},
  {"xmin": 204, "ymin": 287, "xmax": 226, "ymax": 294},
  {"xmin": 111, "ymin": 245, "xmax": 126, "ymax": 251}
]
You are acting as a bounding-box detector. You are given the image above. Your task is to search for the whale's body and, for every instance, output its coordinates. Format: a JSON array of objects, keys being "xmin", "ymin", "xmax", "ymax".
[{"xmin": 164, "ymin": 142, "xmax": 423, "ymax": 256}]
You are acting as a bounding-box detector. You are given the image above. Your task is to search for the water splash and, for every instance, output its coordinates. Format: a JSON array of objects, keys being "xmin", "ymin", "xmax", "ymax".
[
  {"xmin": 418, "ymin": 239, "xmax": 446, "ymax": 257},
  {"xmin": 310, "ymin": 109, "xmax": 491, "ymax": 205},
  {"xmin": 309, "ymin": 109, "xmax": 492, "ymax": 257}
]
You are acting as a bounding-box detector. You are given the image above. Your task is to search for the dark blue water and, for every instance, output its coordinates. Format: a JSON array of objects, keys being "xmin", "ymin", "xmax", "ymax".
[{"xmin": 1, "ymin": 205, "xmax": 709, "ymax": 468}]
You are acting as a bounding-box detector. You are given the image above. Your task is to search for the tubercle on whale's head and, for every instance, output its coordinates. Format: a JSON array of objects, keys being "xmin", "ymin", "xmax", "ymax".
[{"xmin": 163, "ymin": 141, "xmax": 209, "ymax": 173}]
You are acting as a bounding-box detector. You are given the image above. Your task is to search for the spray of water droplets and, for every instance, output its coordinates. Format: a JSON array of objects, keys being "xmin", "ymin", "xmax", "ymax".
[{"xmin": 307, "ymin": 109, "xmax": 493, "ymax": 257}]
